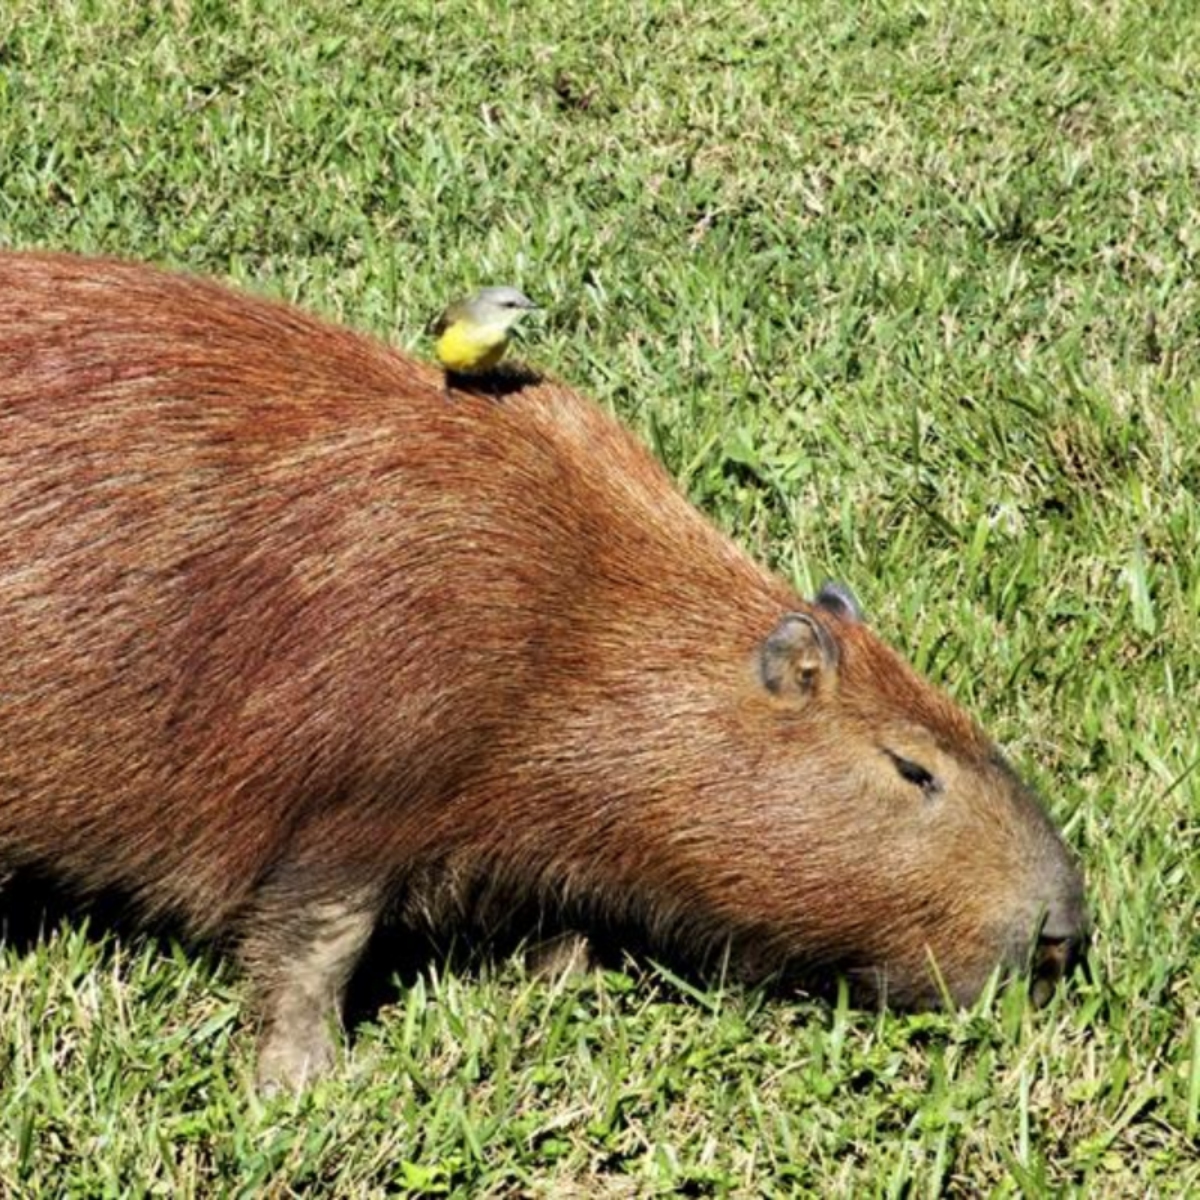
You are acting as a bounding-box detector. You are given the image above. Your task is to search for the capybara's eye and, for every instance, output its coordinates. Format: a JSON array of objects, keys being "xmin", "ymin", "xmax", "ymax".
[{"xmin": 886, "ymin": 750, "xmax": 943, "ymax": 797}]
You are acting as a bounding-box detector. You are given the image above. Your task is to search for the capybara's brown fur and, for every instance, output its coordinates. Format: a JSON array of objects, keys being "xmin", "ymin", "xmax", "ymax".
[{"xmin": 0, "ymin": 252, "xmax": 1085, "ymax": 1088}]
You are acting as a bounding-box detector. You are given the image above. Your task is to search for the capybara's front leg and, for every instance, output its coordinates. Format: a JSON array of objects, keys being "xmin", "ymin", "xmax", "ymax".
[{"xmin": 239, "ymin": 875, "xmax": 383, "ymax": 1093}]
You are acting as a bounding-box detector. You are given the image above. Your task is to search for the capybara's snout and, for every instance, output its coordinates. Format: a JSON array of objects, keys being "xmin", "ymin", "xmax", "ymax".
[{"xmin": 1028, "ymin": 861, "xmax": 1089, "ymax": 1004}]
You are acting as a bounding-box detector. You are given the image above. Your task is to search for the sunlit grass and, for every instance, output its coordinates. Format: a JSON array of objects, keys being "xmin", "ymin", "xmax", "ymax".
[{"xmin": 0, "ymin": 0, "xmax": 1197, "ymax": 1193}]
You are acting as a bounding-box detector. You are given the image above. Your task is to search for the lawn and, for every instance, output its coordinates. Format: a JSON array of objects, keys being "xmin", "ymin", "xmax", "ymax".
[{"xmin": 1, "ymin": 0, "xmax": 1197, "ymax": 1194}]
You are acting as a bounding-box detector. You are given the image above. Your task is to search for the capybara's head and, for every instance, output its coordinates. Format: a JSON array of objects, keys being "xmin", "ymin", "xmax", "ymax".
[{"xmin": 746, "ymin": 582, "xmax": 1086, "ymax": 1006}]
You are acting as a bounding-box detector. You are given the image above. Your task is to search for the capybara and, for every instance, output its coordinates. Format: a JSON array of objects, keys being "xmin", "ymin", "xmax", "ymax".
[{"xmin": 0, "ymin": 252, "xmax": 1086, "ymax": 1090}]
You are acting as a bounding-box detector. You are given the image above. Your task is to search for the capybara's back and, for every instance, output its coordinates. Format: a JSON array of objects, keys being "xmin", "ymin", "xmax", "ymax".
[{"xmin": 0, "ymin": 252, "xmax": 1086, "ymax": 1089}]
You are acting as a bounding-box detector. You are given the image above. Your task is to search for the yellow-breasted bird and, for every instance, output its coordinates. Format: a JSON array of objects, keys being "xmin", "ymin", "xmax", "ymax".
[{"xmin": 430, "ymin": 287, "xmax": 538, "ymax": 388}]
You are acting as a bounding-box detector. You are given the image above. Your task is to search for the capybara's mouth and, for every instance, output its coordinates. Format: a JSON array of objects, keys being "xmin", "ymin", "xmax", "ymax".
[
  {"xmin": 1029, "ymin": 921, "xmax": 1090, "ymax": 1007},
  {"xmin": 816, "ymin": 924, "xmax": 1089, "ymax": 1013}
]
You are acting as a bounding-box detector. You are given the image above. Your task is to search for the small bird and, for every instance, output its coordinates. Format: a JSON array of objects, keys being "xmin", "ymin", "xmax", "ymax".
[{"xmin": 430, "ymin": 286, "xmax": 538, "ymax": 387}]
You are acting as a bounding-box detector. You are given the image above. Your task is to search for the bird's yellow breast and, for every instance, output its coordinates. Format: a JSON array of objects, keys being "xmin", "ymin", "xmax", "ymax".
[{"xmin": 435, "ymin": 320, "xmax": 509, "ymax": 374}]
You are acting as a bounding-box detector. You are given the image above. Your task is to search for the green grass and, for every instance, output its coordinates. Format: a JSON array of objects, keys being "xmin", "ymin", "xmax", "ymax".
[{"xmin": 1, "ymin": 0, "xmax": 1198, "ymax": 1193}]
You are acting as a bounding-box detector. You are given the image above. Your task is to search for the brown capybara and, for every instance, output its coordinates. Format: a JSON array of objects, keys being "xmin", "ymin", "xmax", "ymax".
[{"xmin": 0, "ymin": 251, "xmax": 1086, "ymax": 1090}]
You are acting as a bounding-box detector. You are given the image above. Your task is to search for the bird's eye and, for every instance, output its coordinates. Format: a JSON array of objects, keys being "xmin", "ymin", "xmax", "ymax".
[{"xmin": 885, "ymin": 750, "xmax": 942, "ymax": 796}]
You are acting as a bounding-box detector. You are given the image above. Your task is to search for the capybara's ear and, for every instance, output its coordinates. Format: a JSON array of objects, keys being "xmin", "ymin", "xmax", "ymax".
[
  {"xmin": 814, "ymin": 580, "xmax": 863, "ymax": 624},
  {"xmin": 758, "ymin": 612, "xmax": 839, "ymax": 698}
]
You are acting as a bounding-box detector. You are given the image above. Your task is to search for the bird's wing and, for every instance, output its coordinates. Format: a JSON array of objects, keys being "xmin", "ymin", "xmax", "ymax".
[{"xmin": 428, "ymin": 301, "xmax": 464, "ymax": 337}]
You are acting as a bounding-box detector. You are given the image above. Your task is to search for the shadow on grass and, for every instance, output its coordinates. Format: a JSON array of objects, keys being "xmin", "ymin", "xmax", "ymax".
[{"xmin": 0, "ymin": 866, "xmax": 160, "ymax": 953}]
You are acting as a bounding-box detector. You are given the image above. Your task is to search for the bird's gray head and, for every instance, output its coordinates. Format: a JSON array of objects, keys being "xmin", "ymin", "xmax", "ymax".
[
  {"xmin": 475, "ymin": 286, "xmax": 537, "ymax": 310},
  {"xmin": 461, "ymin": 286, "xmax": 539, "ymax": 333}
]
